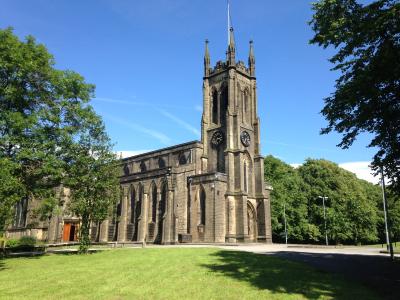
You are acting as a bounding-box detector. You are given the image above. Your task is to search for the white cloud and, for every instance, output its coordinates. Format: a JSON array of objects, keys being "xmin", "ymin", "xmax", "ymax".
[
  {"xmin": 115, "ymin": 150, "xmax": 152, "ymax": 159},
  {"xmin": 290, "ymin": 161, "xmax": 379, "ymax": 184},
  {"xmin": 339, "ymin": 161, "xmax": 379, "ymax": 184}
]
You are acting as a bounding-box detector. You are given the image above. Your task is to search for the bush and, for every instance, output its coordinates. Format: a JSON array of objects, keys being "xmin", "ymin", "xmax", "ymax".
[
  {"xmin": 6, "ymin": 238, "xmax": 19, "ymax": 248},
  {"xmin": 5, "ymin": 236, "xmax": 45, "ymax": 253},
  {"xmin": 19, "ymin": 236, "xmax": 37, "ymax": 247}
]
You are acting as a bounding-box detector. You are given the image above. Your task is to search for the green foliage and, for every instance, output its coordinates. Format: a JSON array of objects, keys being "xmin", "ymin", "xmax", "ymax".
[
  {"xmin": 0, "ymin": 248, "xmax": 379, "ymax": 299},
  {"xmin": 265, "ymin": 156, "xmax": 384, "ymax": 245},
  {"xmin": 309, "ymin": 0, "xmax": 400, "ymax": 194},
  {"xmin": 5, "ymin": 236, "xmax": 39, "ymax": 252},
  {"xmin": 264, "ymin": 156, "xmax": 320, "ymax": 243},
  {"xmin": 5, "ymin": 238, "xmax": 19, "ymax": 248},
  {"xmin": 18, "ymin": 236, "xmax": 36, "ymax": 247},
  {"xmin": 0, "ymin": 28, "xmax": 120, "ymax": 252},
  {"xmin": 299, "ymin": 159, "xmax": 380, "ymax": 244},
  {"xmin": 0, "ymin": 158, "xmax": 25, "ymax": 234},
  {"xmin": 63, "ymin": 111, "xmax": 120, "ymax": 253}
]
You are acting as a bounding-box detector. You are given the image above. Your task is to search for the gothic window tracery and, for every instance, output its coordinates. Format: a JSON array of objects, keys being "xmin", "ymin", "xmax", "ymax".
[
  {"xmin": 140, "ymin": 161, "xmax": 147, "ymax": 172},
  {"xmin": 212, "ymin": 89, "xmax": 218, "ymax": 124},
  {"xmin": 178, "ymin": 150, "xmax": 192, "ymax": 166},
  {"xmin": 199, "ymin": 187, "xmax": 206, "ymax": 226},
  {"xmin": 220, "ymin": 86, "xmax": 228, "ymax": 126},
  {"xmin": 130, "ymin": 187, "xmax": 136, "ymax": 223},
  {"xmin": 158, "ymin": 157, "xmax": 166, "ymax": 168},
  {"xmin": 151, "ymin": 184, "xmax": 157, "ymax": 223}
]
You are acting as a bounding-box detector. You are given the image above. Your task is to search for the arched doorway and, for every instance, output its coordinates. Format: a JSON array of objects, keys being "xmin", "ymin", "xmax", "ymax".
[{"xmin": 247, "ymin": 202, "xmax": 257, "ymax": 242}]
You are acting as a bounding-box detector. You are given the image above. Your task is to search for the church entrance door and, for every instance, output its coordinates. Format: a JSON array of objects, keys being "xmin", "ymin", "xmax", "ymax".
[{"xmin": 63, "ymin": 222, "xmax": 78, "ymax": 242}]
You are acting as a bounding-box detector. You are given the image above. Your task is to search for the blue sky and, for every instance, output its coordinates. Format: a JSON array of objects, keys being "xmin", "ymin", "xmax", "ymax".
[{"xmin": 0, "ymin": 0, "xmax": 378, "ymax": 181}]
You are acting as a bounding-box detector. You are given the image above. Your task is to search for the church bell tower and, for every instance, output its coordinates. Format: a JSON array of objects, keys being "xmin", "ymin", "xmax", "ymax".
[{"xmin": 200, "ymin": 25, "xmax": 272, "ymax": 243}]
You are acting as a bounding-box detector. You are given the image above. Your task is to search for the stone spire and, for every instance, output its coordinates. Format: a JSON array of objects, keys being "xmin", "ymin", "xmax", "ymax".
[
  {"xmin": 227, "ymin": 27, "xmax": 236, "ymax": 66},
  {"xmin": 248, "ymin": 40, "xmax": 255, "ymax": 76},
  {"xmin": 204, "ymin": 39, "xmax": 210, "ymax": 77}
]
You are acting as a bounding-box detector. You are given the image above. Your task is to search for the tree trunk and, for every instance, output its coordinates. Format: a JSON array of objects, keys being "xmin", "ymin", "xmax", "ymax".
[{"xmin": 79, "ymin": 213, "xmax": 91, "ymax": 254}]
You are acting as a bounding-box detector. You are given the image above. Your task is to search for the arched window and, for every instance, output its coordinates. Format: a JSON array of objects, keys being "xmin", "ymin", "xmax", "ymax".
[
  {"xmin": 199, "ymin": 187, "xmax": 206, "ymax": 225},
  {"xmin": 123, "ymin": 163, "xmax": 130, "ymax": 175},
  {"xmin": 151, "ymin": 184, "xmax": 157, "ymax": 223},
  {"xmin": 179, "ymin": 152, "xmax": 188, "ymax": 165},
  {"xmin": 133, "ymin": 184, "xmax": 143, "ymax": 241},
  {"xmin": 130, "ymin": 187, "xmax": 136, "ymax": 223},
  {"xmin": 220, "ymin": 86, "xmax": 228, "ymax": 126},
  {"xmin": 236, "ymin": 84, "xmax": 241, "ymax": 109},
  {"xmin": 137, "ymin": 185, "xmax": 143, "ymax": 218},
  {"xmin": 155, "ymin": 183, "xmax": 167, "ymax": 243},
  {"xmin": 158, "ymin": 157, "xmax": 166, "ymax": 168},
  {"xmin": 140, "ymin": 161, "xmax": 147, "ymax": 172},
  {"xmin": 212, "ymin": 90, "xmax": 218, "ymax": 124}
]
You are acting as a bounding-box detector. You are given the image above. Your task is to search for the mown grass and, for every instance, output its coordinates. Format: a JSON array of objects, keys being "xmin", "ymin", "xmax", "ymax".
[{"xmin": 0, "ymin": 248, "xmax": 379, "ymax": 300}]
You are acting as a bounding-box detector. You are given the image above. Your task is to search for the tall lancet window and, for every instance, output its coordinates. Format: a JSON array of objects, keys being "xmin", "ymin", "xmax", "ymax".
[
  {"xmin": 220, "ymin": 86, "xmax": 228, "ymax": 126},
  {"xmin": 130, "ymin": 187, "xmax": 136, "ymax": 223},
  {"xmin": 212, "ymin": 90, "xmax": 218, "ymax": 124},
  {"xmin": 151, "ymin": 184, "xmax": 157, "ymax": 223},
  {"xmin": 199, "ymin": 187, "xmax": 206, "ymax": 225}
]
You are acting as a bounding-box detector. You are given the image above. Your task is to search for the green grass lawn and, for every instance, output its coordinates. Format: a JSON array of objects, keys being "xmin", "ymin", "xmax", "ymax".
[{"xmin": 0, "ymin": 248, "xmax": 378, "ymax": 300}]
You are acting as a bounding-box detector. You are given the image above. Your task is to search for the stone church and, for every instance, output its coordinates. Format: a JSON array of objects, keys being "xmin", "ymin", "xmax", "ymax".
[{"xmin": 7, "ymin": 28, "xmax": 272, "ymax": 244}]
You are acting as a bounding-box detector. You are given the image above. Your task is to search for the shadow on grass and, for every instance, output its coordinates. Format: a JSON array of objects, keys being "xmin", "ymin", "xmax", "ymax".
[
  {"xmin": 268, "ymin": 251, "xmax": 400, "ymax": 300},
  {"xmin": 201, "ymin": 250, "xmax": 376, "ymax": 300}
]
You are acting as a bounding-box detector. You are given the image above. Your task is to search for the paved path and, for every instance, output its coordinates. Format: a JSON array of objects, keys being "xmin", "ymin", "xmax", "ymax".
[{"xmin": 217, "ymin": 244, "xmax": 399, "ymax": 300}]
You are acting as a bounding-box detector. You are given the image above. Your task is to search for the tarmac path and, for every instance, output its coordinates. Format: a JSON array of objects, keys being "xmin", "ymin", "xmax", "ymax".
[{"xmin": 218, "ymin": 244, "xmax": 400, "ymax": 300}]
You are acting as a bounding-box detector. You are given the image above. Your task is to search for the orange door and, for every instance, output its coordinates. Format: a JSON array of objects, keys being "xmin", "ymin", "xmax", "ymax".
[{"xmin": 63, "ymin": 223, "xmax": 71, "ymax": 242}]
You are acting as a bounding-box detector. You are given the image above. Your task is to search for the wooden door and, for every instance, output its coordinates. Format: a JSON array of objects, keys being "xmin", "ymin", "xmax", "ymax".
[{"xmin": 63, "ymin": 223, "xmax": 71, "ymax": 242}]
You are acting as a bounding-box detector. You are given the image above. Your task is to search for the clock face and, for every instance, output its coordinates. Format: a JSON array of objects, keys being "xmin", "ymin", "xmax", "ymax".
[
  {"xmin": 211, "ymin": 130, "xmax": 224, "ymax": 147},
  {"xmin": 240, "ymin": 131, "xmax": 251, "ymax": 147}
]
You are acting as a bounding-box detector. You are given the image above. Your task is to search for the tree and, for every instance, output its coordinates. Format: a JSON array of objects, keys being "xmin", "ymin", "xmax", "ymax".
[
  {"xmin": 0, "ymin": 27, "xmax": 68, "ymax": 233},
  {"xmin": 298, "ymin": 159, "xmax": 380, "ymax": 244},
  {"xmin": 264, "ymin": 156, "xmax": 320, "ymax": 243},
  {"xmin": 0, "ymin": 158, "xmax": 24, "ymax": 235},
  {"xmin": 264, "ymin": 156, "xmax": 385, "ymax": 245},
  {"xmin": 0, "ymin": 28, "xmax": 120, "ymax": 251},
  {"xmin": 309, "ymin": 0, "xmax": 400, "ymax": 194},
  {"xmin": 64, "ymin": 114, "xmax": 120, "ymax": 253}
]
